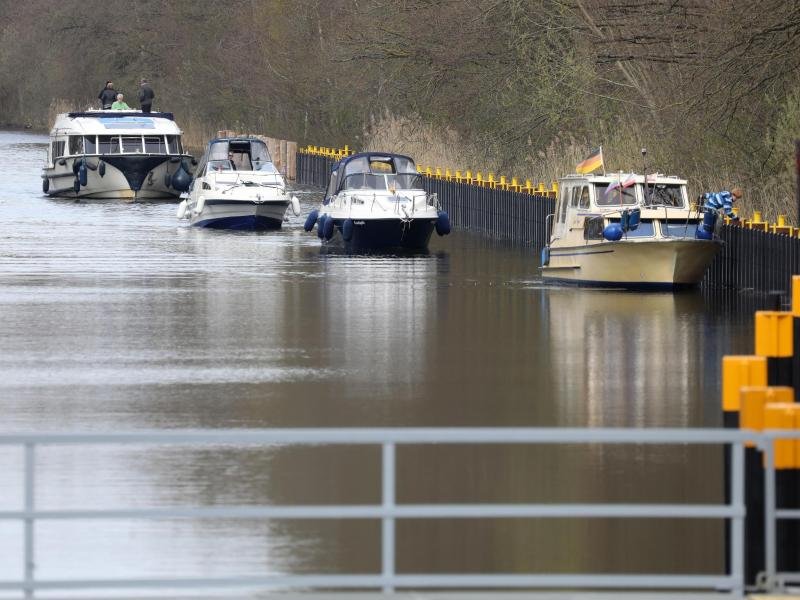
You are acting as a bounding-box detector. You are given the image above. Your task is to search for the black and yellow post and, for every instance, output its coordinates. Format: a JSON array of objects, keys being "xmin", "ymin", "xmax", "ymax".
[
  {"xmin": 721, "ymin": 356, "xmax": 767, "ymax": 575},
  {"xmin": 755, "ymin": 311, "xmax": 793, "ymax": 387},
  {"xmin": 764, "ymin": 402, "xmax": 800, "ymax": 578},
  {"xmin": 791, "ymin": 275, "xmax": 800, "ymax": 396},
  {"xmin": 740, "ymin": 386, "xmax": 794, "ymax": 585}
]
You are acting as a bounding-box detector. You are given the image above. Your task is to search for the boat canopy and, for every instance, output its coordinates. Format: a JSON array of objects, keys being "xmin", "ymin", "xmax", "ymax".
[
  {"xmin": 327, "ymin": 152, "xmax": 422, "ymax": 197},
  {"xmin": 196, "ymin": 137, "xmax": 274, "ymax": 175}
]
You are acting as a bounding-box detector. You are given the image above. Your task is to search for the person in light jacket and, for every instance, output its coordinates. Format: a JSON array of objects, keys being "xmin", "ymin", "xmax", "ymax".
[{"xmin": 111, "ymin": 93, "xmax": 131, "ymax": 110}]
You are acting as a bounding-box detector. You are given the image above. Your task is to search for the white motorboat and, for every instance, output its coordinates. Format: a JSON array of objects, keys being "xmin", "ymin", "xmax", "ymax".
[
  {"xmin": 303, "ymin": 152, "xmax": 450, "ymax": 250},
  {"xmin": 177, "ymin": 137, "xmax": 300, "ymax": 230},
  {"xmin": 42, "ymin": 110, "xmax": 194, "ymax": 200},
  {"xmin": 541, "ymin": 173, "xmax": 722, "ymax": 289}
]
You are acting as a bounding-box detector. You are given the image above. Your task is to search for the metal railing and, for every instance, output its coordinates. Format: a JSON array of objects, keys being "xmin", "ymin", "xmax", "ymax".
[
  {"xmin": 0, "ymin": 428, "xmax": 757, "ymax": 597},
  {"xmin": 760, "ymin": 429, "xmax": 800, "ymax": 592}
]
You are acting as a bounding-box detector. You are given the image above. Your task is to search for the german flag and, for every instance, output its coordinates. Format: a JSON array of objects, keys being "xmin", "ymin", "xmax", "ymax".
[{"xmin": 576, "ymin": 147, "xmax": 604, "ymax": 174}]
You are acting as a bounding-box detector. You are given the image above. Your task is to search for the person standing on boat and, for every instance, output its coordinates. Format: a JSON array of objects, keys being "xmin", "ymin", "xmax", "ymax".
[
  {"xmin": 111, "ymin": 93, "xmax": 131, "ymax": 110},
  {"xmin": 701, "ymin": 188, "xmax": 742, "ymax": 221},
  {"xmin": 98, "ymin": 81, "xmax": 116, "ymax": 110},
  {"xmin": 138, "ymin": 79, "xmax": 155, "ymax": 113}
]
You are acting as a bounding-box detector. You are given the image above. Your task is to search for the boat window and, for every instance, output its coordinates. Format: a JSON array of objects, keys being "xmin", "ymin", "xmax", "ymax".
[
  {"xmin": 255, "ymin": 161, "xmax": 279, "ymax": 174},
  {"xmin": 51, "ymin": 140, "xmax": 66, "ymax": 160},
  {"xmin": 121, "ymin": 136, "xmax": 143, "ymax": 154},
  {"xmin": 607, "ymin": 218, "xmax": 655, "ymax": 237},
  {"xmin": 250, "ymin": 140, "xmax": 271, "ymax": 168},
  {"xmin": 570, "ymin": 187, "xmax": 580, "ymax": 207},
  {"xmin": 68, "ymin": 135, "xmax": 83, "ymax": 155},
  {"xmin": 98, "ymin": 135, "xmax": 120, "ymax": 154},
  {"xmin": 343, "ymin": 156, "xmax": 369, "ymax": 176},
  {"xmin": 662, "ymin": 220, "xmax": 700, "ymax": 238},
  {"xmin": 83, "ymin": 136, "xmax": 97, "ymax": 154},
  {"xmin": 579, "ymin": 186, "xmax": 590, "ymax": 208},
  {"xmin": 342, "ymin": 173, "xmax": 387, "ymax": 190},
  {"xmin": 584, "ymin": 215, "xmax": 605, "ymax": 239},
  {"xmin": 394, "ymin": 156, "xmax": 417, "ymax": 173},
  {"xmin": 643, "ymin": 183, "xmax": 685, "ymax": 207},
  {"xmin": 144, "ymin": 136, "xmax": 166, "ymax": 154},
  {"xmin": 208, "ymin": 141, "xmax": 228, "ymax": 160},
  {"xmin": 393, "ymin": 173, "xmax": 424, "ymax": 189},
  {"xmin": 326, "ymin": 170, "xmax": 338, "ymax": 198},
  {"xmin": 206, "ymin": 159, "xmax": 234, "ymax": 172},
  {"xmin": 595, "ymin": 184, "xmax": 637, "ymax": 206},
  {"xmin": 167, "ymin": 135, "xmax": 183, "ymax": 155},
  {"xmin": 370, "ymin": 160, "xmax": 393, "ymax": 173}
]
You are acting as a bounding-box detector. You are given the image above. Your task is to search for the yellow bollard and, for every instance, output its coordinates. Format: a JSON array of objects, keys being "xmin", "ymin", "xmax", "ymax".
[
  {"xmin": 763, "ymin": 403, "xmax": 800, "ymax": 469},
  {"xmin": 486, "ymin": 172, "xmax": 496, "ymax": 189},
  {"xmin": 740, "ymin": 386, "xmax": 794, "ymax": 446},
  {"xmin": 435, "ymin": 167, "xmax": 443, "ymax": 180},
  {"xmin": 343, "ymin": 145, "xmax": 349, "ymax": 155},
  {"xmin": 465, "ymin": 170, "xmax": 473, "ymax": 184},
  {"xmin": 551, "ymin": 181, "xmax": 559, "ymax": 196},
  {"xmin": 476, "ymin": 172, "xmax": 483, "ymax": 186},
  {"xmin": 722, "ymin": 355, "xmax": 768, "ymax": 415},
  {"xmin": 537, "ymin": 182, "xmax": 546, "ymax": 195},
  {"xmin": 772, "ymin": 214, "xmax": 793, "ymax": 235},
  {"xmin": 511, "ymin": 177, "xmax": 520, "ymax": 192},
  {"xmin": 499, "ymin": 175, "xmax": 508, "ymax": 190},
  {"xmin": 524, "ymin": 179, "xmax": 533, "ymax": 194},
  {"xmin": 455, "ymin": 170, "xmax": 462, "ymax": 183},
  {"xmin": 425, "ymin": 167, "xmax": 433, "ymax": 178}
]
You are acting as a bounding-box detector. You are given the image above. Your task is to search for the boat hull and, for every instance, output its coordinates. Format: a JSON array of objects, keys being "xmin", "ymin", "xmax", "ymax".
[
  {"xmin": 190, "ymin": 199, "xmax": 289, "ymax": 230},
  {"xmin": 43, "ymin": 155, "xmax": 190, "ymax": 200},
  {"xmin": 326, "ymin": 217, "xmax": 436, "ymax": 251},
  {"xmin": 541, "ymin": 239, "xmax": 721, "ymax": 289}
]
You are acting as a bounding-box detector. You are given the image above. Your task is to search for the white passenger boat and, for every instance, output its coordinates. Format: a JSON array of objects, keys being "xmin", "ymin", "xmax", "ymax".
[
  {"xmin": 303, "ymin": 152, "xmax": 450, "ymax": 250},
  {"xmin": 541, "ymin": 173, "xmax": 722, "ymax": 289},
  {"xmin": 42, "ymin": 110, "xmax": 194, "ymax": 200},
  {"xmin": 177, "ymin": 137, "xmax": 300, "ymax": 229}
]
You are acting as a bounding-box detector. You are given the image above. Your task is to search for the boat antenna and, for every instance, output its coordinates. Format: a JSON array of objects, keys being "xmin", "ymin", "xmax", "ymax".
[{"xmin": 641, "ymin": 147, "xmax": 648, "ymax": 206}]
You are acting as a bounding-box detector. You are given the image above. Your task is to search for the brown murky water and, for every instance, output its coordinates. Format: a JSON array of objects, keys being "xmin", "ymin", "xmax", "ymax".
[{"xmin": 0, "ymin": 130, "xmax": 762, "ymax": 590}]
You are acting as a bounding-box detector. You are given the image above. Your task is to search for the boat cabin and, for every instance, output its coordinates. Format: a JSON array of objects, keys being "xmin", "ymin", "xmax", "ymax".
[
  {"xmin": 325, "ymin": 152, "xmax": 423, "ymax": 203},
  {"xmin": 196, "ymin": 137, "xmax": 275, "ymax": 175},
  {"xmin": 551, "ymin": 173, "xmax": 699, "ymax": 242},
  {"xmin": 47, "ymin": 111, "xmax": 185, "ymax": 167}
]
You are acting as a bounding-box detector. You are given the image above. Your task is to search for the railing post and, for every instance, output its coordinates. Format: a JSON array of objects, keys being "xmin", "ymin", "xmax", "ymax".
[
  {"xmin": 763, "ymin": 438, "xmax": 777, "ymax": 591},
  {"xmin": 24, "ymin": 442, "xmax": 35, "ymax": 599},
  {"xmin": 731, "ymin": 441, "xmax": 745, "ymax": 595},
  {"xmin": 382, "ymin": 442, "xmax": 395, "ymax": 593}
]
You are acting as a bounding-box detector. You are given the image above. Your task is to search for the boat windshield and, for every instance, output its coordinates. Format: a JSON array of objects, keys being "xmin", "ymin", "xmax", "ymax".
[
  {"xmin": 643, "ymin": 183, "xmax": 685, "ymax": 207},
  {"xmin": 207, "ymin": 159, "xmax": 235, "ymax": 172},
  {"xmin": 595, "ymin": 183, "xmax": 637, "ymax": 206},
  {"xmin": 254, "ymin": 161, "xmax": 279, "ymax": 174},
  {"xmin": 341, "ymin": 172, "xmax": 424, "ymax": 191}
]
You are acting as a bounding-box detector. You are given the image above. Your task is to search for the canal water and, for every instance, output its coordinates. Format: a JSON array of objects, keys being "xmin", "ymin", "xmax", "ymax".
[{"xmin": 0, "ymin": 130, "xmax": 761, "ymax": 593}]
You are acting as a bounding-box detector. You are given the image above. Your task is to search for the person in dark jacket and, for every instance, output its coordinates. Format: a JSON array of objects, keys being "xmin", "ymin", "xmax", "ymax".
[
  {"xmin": 138, "ymin": 79, "xmax": 155, "ymax": 113},
  {"xmin": 98, "ymin": 81, "xmax": 116, "ymax": 110}
]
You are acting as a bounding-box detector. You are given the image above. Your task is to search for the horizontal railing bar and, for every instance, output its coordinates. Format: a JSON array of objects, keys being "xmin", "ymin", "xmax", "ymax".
[
  {"xmin": 775, "ymin": 509, "xmax": 800, "ymax": 519},
  {"xmin": 0, "ymin": 573, "xmax": 736, "ymax": 591},
  {"xmin": 0, "ymin": 427, "xmax": 774, "ymax": 445},
  {"xmin": 0, "ymin": 503, "xmax": 743, "ymax": 521}
]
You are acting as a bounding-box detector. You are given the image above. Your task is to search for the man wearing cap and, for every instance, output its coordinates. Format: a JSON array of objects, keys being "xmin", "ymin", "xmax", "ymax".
[
  {"xmin": 702, "ymin": 187, "xmax": 742, "ymax": 221},
  {"xmin": 138, "ymin": 79, "xmax": 155, "ymax": 114}
]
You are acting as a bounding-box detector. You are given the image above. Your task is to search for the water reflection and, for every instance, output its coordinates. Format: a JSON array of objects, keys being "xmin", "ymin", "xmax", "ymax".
[{"xmin": 0, "ymin": 130, "xmax": 756, "ymax": 589}]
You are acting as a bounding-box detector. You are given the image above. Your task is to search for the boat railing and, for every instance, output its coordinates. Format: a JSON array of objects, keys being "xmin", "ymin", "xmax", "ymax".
[{"xmin": 0, "ymin": 427, "xmax": 774, "ymax": 597}]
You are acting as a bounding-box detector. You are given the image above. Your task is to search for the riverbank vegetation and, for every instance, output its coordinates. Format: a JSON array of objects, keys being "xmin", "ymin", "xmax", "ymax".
[{"xmin": 1, "ymin": 0, "xmax": 798, "ymax": 219}]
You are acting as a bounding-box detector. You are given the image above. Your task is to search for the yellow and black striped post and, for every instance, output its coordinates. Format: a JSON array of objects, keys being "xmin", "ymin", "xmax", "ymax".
[
  {"xmin": 764, "ymin": 402, "xmax": 800, "ymax": 577},
  {"xmin": 721, "ymin": 356, "xmax": 767, "ymax": 576},
  {"xmin": 740, "ymin": 386, "xmax": 794, "ymax": 584},
  {"xmin": 755, "ymin": 311, "xmax": 793, "ymax": 387},
  {"xmin": 791, "ymin": 275, "xmax": 800, "ymax": 396}
]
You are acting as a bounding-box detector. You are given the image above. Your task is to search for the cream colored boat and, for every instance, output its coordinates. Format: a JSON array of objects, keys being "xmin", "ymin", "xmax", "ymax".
[{"xmin": 541, "ymin": 173, "xmax": 721, "ymax": 289}]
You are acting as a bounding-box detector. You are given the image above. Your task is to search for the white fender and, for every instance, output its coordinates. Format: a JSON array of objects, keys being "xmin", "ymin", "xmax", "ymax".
[
  {"xmin": 194, "ymin": 195, "xmax": 206, "ymax": 214},
  {"xmin": 176, "ymin": 200, "xmax": 187, "ymax": 220},
  {"xmin": 291, "ymin": 195, "xmax": 301, "ymax": 216}
]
